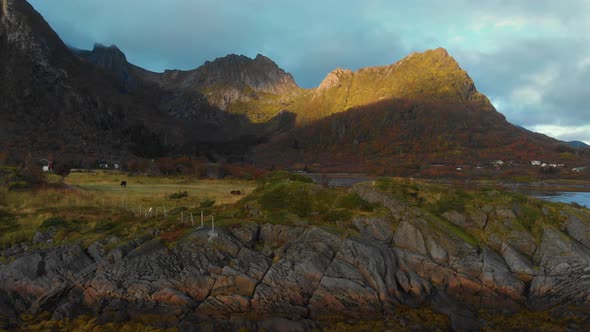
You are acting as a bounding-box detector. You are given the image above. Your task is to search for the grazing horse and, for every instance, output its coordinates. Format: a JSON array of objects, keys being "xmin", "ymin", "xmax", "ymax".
[
  {"xmin": 230, "ymin": 190, "xmax": 241, "ymax": 196},
  {"xmin": 120, "ymin": 181, "xmax": 127, "ymax": 188}
]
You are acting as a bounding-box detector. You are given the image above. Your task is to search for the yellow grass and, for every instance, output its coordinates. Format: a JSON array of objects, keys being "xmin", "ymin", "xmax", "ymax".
[
  {"xmin": 66, "ymin": 170, "xmax": 256, "ymax": 206},
  {"xmin": 0, "ymin": 171, "xmax": 257, "ymax": 247}
]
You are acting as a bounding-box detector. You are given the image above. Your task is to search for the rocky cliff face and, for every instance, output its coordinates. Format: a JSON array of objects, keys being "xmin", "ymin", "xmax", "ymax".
[
  {"xmin": 137, "ymin": 53, "xmax": 299, "ymax": 110},
  {"xmin": 1, "ymin": 183, "xmax": 589, "ymax": 331},
  {"xmin": 73, "ymin": 44, "xmax": 135, "ymax": 88}
]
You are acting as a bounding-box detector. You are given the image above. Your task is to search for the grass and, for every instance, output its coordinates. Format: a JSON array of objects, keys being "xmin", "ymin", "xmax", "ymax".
[
  {"xmin": 66, "ymin": 170, "xmax": 254, "ymax": 206},
  {"xmin": 0, "ymin": 169, "xmax": 587, "ymax": 255},
  {"xmin": 0, "ymin": 170, "xmax": 256, "ymax": 248}
]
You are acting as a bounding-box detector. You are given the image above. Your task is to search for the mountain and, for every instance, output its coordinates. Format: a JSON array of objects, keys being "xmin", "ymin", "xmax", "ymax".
[
  {"xmin": 213, "ymin": 48, "xmax": 494, "ymax": 124},
  {"xmin": 0, "ymin": 0, "xmax": 291, "ymax": 163},
  {"xmin": 248, "ymin": 50, "xmax": 566, "ymax": 172},
  {"xmin": 135, "ymin": 53, "xmax": 299, "ymax": 111},
  {"xmin": 568, "ymin": 140, "xmax": 590, "ymax": 149},
  {"xmin": 0, "ymin": 0, "xmax": 138, "ymax": 159},
  {"xmin": 2, "ymin": 0, "xmax": 585, "ymax": 174}
]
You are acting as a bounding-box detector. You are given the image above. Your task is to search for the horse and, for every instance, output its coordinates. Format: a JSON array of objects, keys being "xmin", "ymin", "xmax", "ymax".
[
  {"xmin": 120, "ymin": 181, "xmax": 127, "ymax": 188},
  {"xmin": 230, "ymin": 190, "xmax": 241, "ymax": 196}
]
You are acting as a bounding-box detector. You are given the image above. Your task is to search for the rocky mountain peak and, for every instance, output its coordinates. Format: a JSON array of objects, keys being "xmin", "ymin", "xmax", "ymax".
[
  {"xmin": 318, "ymin": 67, "xmax": 353, "ymax": 90},
  {"xmin": 74, "ymin": 43, "xmax": 129, "ymax": 77},
  {"xmin": 195, "ymin": 53, "xmax": 298, "ymax": 94},
  {"xmin": 85, "ymin": 44, "xmax": 128, "ymax": 67},
  {"xmin": 0, "ymin": 0, "xmax": 73, "ymax": 68}
]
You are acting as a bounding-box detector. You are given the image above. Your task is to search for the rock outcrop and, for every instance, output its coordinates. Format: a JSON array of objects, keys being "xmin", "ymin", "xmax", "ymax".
[{"xmin": 2, "ymin": 184, "xmax": 590, "ymax": 330}]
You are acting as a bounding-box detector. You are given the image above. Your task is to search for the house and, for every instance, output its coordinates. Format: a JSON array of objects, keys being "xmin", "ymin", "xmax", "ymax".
[
  {"xmin": 531, "ymin": 160, "xmax": 541, "ymax": 166},
  {"xmin": 39, "ymin": 159, "xmax": 53, "ymax": 172}
]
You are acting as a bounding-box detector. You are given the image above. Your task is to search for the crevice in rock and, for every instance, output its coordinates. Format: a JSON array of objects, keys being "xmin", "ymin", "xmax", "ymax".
[
  {"xmin": 249, "ymin": 255, "xmax": 274, "ymax": 302},
  {"xmin": 304, "ymin": 238, "xmax": 344, "ymax": 319}
]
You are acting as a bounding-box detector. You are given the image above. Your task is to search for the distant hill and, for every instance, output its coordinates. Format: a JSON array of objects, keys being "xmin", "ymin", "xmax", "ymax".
[{"xmin": 567, "ymin": 140, "xmax": 590, "ymax": 149}]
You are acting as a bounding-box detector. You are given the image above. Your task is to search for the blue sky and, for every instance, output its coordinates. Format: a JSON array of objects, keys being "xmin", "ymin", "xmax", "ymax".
[{"xmin": 29, "ymin": 0, "xmax": 590, "ymax": 144}]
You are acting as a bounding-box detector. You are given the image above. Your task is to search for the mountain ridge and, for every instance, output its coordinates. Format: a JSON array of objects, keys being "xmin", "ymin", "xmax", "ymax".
[{"xmin": 2, "ymin": 0, "xmax": 587, "ymax": 175}]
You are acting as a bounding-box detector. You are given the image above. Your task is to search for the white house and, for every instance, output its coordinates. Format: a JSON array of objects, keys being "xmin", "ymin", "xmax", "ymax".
[{"xmin": 531, "ymin": 160, "xmax": 541, "ymax": 166}]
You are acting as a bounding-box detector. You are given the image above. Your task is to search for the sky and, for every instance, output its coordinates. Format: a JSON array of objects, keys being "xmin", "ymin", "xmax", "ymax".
[{"xmin": 29, "ymin": 0, "xmax": 590, "ymax": 144}]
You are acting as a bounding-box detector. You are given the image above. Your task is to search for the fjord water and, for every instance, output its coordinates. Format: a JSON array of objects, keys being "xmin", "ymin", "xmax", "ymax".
[{"xmin": 531, "ymin": 191, "xmax": 590, "ymax": 207}]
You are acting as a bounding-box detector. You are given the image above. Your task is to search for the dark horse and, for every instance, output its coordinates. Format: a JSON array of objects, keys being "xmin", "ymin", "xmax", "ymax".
[
  {"xmin": 120, "ymin": 181, "xmax": 127, "ymax": 188},
  {"xmin": 230, "ymin": 190, "xmax": 241, "ymax": 195}
]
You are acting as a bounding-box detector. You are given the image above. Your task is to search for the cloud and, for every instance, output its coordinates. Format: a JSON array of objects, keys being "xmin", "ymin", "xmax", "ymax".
[
  {"xmin": 530, "ymin": 124, "xmax": 590, "ymax": 144},
  {"xmin": 28, "ymin": 0, "xmax": 590, "ymax": 143}
]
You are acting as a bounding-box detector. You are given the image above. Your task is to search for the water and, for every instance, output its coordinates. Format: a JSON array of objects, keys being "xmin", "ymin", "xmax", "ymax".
[{"xmin": 530, "ymin": 191, "xmax": 590, "ymax": 207}]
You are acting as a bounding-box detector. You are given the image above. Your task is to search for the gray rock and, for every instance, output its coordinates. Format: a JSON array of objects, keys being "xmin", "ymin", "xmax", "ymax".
[
  {"xmin": 32, "ymin": 227, "xmax": 56, "ymax": 244},
  {"xmin": 529, "ymin": 228, "xmax": 590, "ymax": 309},
  {"xmin": 259, "ymin": 224, "xmax": 304, "ymax": 244},
  {"xmin": 309, "ymin": 238, "xmax": 400, "ymax": 318},
  {"xmin": 534, "ymin": 228, "xmax": 590, "ymax": 275},
  {"xmin": 228, "ymin": 223, "xmax": 260, "ymax": 246},
  {"xmin": 393, "ymin": 221, "xmax": 427, "ymax": 255},
  {"xmin": 88, "ymin": 241, "xmax": 106, "ymax": 262},
  {"xmin": 500, "ymin": 243, "xmax": 535, "ymax": 280},
  {"xmin": 353, "ymin": 215, "xmax": 393, "ymax": 242},
  {"xmin": 561, "ymin": 212, "xmax": 590, "ymax": 248},
  {"xmin": 251, "ymin": 227, "xmax": 341, "ymax": 318},
  {"xmin": 230, "ymin": 247, "xmax": 271, "ymax": 281},
  {"xmin": 211, "ymin": 266, "xmax": 258, "ymax": 297},
  {"xmin": 426, "ymin": 238, "xmax": 448, "ymax": 263},
  {"xmin": 443, "ymin": 210, "xmax": 467, "ymax": 227},
  {"xmin": 481, "ymin": 247, "xmax": 525, "ymax": 302},
  {"xmin": 505, "ymin": 230, "xmax": 537, "ymax": 257}
]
